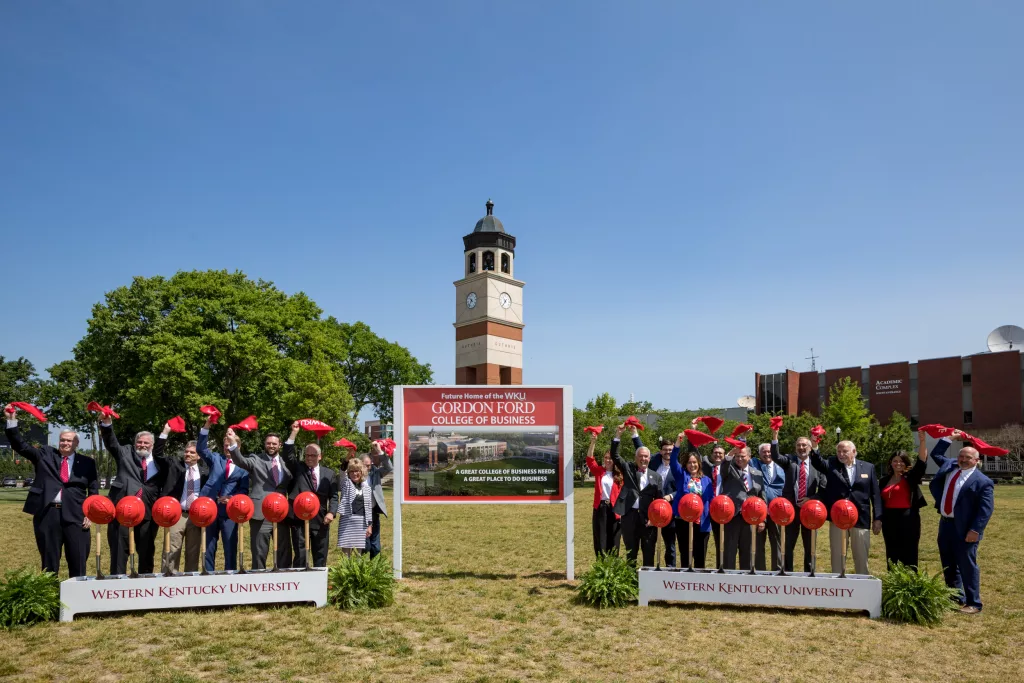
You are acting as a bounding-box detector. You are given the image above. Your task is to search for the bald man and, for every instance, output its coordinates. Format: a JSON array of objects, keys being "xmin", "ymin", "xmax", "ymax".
[
  {"xmin": 283, "ymin": 423, "xmax": 338, "ymax": 568},
  {"xmin": 5, "ymin": 405, "xmax": 98, "ymax": 576},
  {"xmin": 610, "ymin": 423, "xmax": 663, "ymax": 566},
  {"xmin": 809, "ymin": 439, "xmax": 882, "ymax": 575},
  {"xmin": 928, "ymin": 433, "xmax": 995, "ymax": 614}
]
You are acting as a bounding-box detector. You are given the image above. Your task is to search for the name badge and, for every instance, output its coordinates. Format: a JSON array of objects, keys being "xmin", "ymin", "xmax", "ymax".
[{"xmin": 860, "ymin": 473, "xmax": 869, "ymax": 479}]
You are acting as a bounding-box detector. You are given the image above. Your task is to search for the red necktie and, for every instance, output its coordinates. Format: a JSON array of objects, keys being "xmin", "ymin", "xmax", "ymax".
[
  {"xmin": 798, "ymin": 461, "xmax": 807, "ymax": 500},
  {"xmin": 225, "ymin": 460, "xmax": 233, "ymax": 479},
  {"xmin": 943, "ymin": 471, "xmax": 960, "ymax": 516},
  {"xmin": 744, "ymin": 470, "xmax": 751, "ymax": 492},
  {"xmin": 311, "ymin": 467, "xmax": 318, "ymax": 490},
  {"xmin": 712, "ymin": 466, "xmax": 718, "ymax": 494},
  {"xmin": 136, "ymin": 459, "xmax": 148, "ymax": 497},
  {"xmin": 60, "ymin": 456, "xmax": 70, "ymax": 484}
]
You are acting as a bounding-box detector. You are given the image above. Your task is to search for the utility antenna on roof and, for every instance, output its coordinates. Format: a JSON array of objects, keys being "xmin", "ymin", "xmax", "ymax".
[
  {"xmin": 806, "ymin": 348, "xmax": 818, "ymax": 371},
  {"xmin": 987, "ymin": 325, "xmax": 1024, "ymax": 352}
]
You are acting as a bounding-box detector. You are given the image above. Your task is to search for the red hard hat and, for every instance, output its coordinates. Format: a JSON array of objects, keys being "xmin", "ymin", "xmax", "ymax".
[
  {"xmin": 226, "ymin": 494, "xmax": 255, "ymax": 524},
  {"xmin": 768, "ymin": 497, "xmax": 795, "ymax": 526},
  {"xmin": 830, "ymin": 499, "xmax": 859, "ymax": 531},
  {"xmin": 647, "ymin": 499, "xmax": 672, "ymax": 528},
  {"xmin": 741, "ymin": 496, "xmax": 768, "ymax": 525},
  {"xmin": 188, "ymin": 496, "xmax": 219, "ymax": 528},
  {"xmin": 293, "ymin": 491, "xmax": 320, "ymax": 521},
  {"xmin": 678, "ymin": 493, "xmax": 704, "ymax": 524},
  {"xmin": 261, "ymin": 492, "xmax": 289, "ymax": 524},
  {"xmin": 799, "ymin": 500, "xmax": 827, "ymax": 530},
  {"xmin": 84, "ymin": 495, "xmax": 115, "ymax": 525},
  {"xmin": 114, "ymin": 496, "xmax": 146, "ymax": 528},
  {"xmin": 709, "ymin": 495, "xmax": 735, "ymax": 525},
  {"xmin": 152, "ymin": 496, "xmax": 183, "ymax": 528}
]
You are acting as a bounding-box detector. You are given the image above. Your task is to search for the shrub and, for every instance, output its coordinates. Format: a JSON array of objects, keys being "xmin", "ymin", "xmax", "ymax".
[
  {"xmin": 881, "ymin": 561, "xmax": 959, "ymax": 626},
  {"xmin": 575, "ymin": 553, "xmax": 638, "ymax": 608},
  {"xmin": 327, "ymin": 553, "xmax": 395, "ymax": 610},
  {"xmin": 0, "ymin": 569, "xmax": 61, "ymax": 629}
]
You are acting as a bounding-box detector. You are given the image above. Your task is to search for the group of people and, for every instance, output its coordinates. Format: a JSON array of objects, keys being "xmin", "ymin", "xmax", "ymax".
[
  {"xmin": 4, "ymin": 405, "xmax": 392, "ymax": 577},
  {"xmin": 586, "ymin": 421, "xmax": 995, "ymax": 614}
]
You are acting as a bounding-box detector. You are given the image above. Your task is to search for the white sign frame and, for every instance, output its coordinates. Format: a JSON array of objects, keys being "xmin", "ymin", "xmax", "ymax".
[
  {"xmin": 392, "ymin": 385, "xmax": 574, "ymax": 580},
  {"xmin": 59, "ymin": 568, "xmax": 328, "ymax": 621},
  {"xmin": 638, "ymin": 568, "xmax": 882, "ymax": 618}
]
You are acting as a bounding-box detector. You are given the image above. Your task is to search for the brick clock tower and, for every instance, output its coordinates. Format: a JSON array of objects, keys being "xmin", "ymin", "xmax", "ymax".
[{"xmin": 454, "ymin": 200, "xmax": 524, "ymax": 385}]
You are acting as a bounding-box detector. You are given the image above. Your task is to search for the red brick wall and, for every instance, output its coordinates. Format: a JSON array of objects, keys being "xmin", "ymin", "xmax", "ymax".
[
  {"xmin": 786, "ymin": 370, "xmax": 800, "ymax": 416},
  {"xmin": 917, "ymin": 356, "xmax": 963, "ymax": 429},
  {"xmin": 971, "ymin": 351, "xmax": 1022, "ymax": 429},
  {"xmin": 869, "ymin": 362, "xmax": 911, "ymax": 425},
  {"xmin": 798, "ymin": 372, "xmax": 820, "ymax": 415},
  {"xmin": 824, "ymin": 366, "xmax": 861, "ymax": 403}
]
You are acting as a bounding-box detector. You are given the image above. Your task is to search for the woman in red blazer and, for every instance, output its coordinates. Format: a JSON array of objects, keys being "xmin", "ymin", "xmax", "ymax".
[{"xmin": 585, "ymin": 431, "xmax": 623, "ymax": 557}]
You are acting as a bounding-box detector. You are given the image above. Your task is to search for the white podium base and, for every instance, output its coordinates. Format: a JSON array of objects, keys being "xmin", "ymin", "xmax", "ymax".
[
  {"xmin": 59, "ymin": 568, "xmax": 328, "ymax": 622},
  {"xmin": 638, "ymin": 568, "xmax": 881, "ymax": 618}
]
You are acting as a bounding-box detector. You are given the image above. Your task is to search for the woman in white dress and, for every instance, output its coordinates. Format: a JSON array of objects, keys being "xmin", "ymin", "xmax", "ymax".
[{"xmin": 336, "ymin": 458, "xmax": 372, "ymax": 555}]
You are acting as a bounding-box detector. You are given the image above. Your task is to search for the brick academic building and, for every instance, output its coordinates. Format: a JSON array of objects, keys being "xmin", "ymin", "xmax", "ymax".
[{"xmin": 755, "ymin": 350, "xmax": 1024, "ymax": 430}]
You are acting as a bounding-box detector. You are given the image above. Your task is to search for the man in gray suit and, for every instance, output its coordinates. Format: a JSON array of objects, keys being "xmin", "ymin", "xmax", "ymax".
[
  {"xmin": 361, "ymin": 441, "xmax": 393, "ymax": 558},
  {"xmin": 227, "ymin": 432, "xmax": 293, "ymax": 569},
  {"xmin": 769, "ymin": 429, "xmax": 826, "ymax": 572},
  {"xmin": 721, "ymin": 444, "xmax": 765, "ymax": 571}
]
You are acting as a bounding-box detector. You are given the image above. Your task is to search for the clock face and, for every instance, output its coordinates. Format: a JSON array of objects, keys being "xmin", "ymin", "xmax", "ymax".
[
  {"xmin": 499, "ymin": 292, "xmax": 512, "ymax": 309},
  {"xmin": 466, "ymin": 292, "xmax": 477, "ymax": 309}
]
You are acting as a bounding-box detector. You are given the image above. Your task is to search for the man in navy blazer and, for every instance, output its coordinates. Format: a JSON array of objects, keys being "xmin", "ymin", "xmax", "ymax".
[
  {"xmin": 5, "ymin": 407, "xmax": 98, "ymax": 577},
  {"xmin": 646, "ymin": 436, "xmax": 678, "ymax": 567},
  {"xmin": 809, "ymin": 439, "xmax": 882, "ymax": 575},
  {"xmin": 928, "ymin": 433, "xmax": 995, "ymax": 614},
  {"xmin": 197, "ymin": 415, "xmax": 250, "ymax": 571}
]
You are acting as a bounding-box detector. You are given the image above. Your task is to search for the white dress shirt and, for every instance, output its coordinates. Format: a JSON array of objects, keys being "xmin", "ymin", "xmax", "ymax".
[
  {"xmin": 634, "ymin": 468, "xmax": 649, "ymax": 509},
  {"xmin": 940, "ymin": 466, "xmax": 977, "ymax": 518},
  {"xmin": 844, "ymin": 460, "xmax": 856, "ymax": 484},
  {"xmin": 599, "ymin": 471, "xmax": 613, "ymax": 501}
]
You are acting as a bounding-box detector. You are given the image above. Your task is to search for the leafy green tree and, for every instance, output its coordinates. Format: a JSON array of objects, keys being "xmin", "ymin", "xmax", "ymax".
[
  {"xmin": 0, "ymin": 356, "xmax": 42, "ymax": 411},
  {"xmin": 862, "ymin": 412, "xmax": 915, "ymax": 466},
  {"xmin": 329, "ymin": 319, "xmax": 433, "ymax": 424},
  {"xmin": 69, "ymin": 270, "xmax": 350, "ymax": 439},
  {"xmin": 819, "ymin": 377, "xmax": 874, "ymax": 453}
]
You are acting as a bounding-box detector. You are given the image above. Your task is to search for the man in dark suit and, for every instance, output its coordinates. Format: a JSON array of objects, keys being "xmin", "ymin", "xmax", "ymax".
[
  {"xmin": 100, "ymin": 413, "xmax": 165, "ymax": 574},
  {"xmin": 284, "ymin": 422, "xmax": 339, "ymax": 568},
  {"xmin": 5, "ymin": 406, "xmax": 98, "ymax": 577},
  {"xmin": 928, "ymin": 433, "xmax": 995, "ymax": 614},
  {"xmin": 720, "ymin": 443, "xmax": 765, "ymax": 570},
  {"xmin": 227, "ymin": 431, "xmax": 293, "ymax": 569},
  {"xmin": 197, "ymin": 417, "xmax": 250, "ymax": 571},
  {"xmin": 769, "ymin": 430, "xmax": 826, "ymax": 572},
  {"xmin": 610, "ymin": 423, "xmax": 663, "ymax": 566},
  {"xmin": 155, "ymin": 422, "xmax": 209, "ymax": 573},
  {"xmin": 809, "ymin": 439, "xmax": 882, "ymax": 575},
  {"xmin": 361, "ymin": 442, "xmax": 393, "ymax": 559},
  {"xmin": 647, "ymin": 436, "xmax": 678, "ymax": 567}
]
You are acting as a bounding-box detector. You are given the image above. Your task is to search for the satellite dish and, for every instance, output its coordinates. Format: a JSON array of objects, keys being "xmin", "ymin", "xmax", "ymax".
[
  {"xmin": 986, "ymin": 325, "xmax": 1024, "ymax": 352},
  {"xmin": 737, "ymin": 395, "xmax": 756, "ymax": 409}
]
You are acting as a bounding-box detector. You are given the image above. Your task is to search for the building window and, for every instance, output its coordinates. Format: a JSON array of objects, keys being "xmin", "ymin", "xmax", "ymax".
[
  {"xmin": 468, "ymin": 253, "xmax": 476, "ymax": 273},
  {"xmin": 501, "ymin": 253, "xmax": 510, "ymax": 274},
  {"xmin": 482, "ymin": 251, "xmax": 495, "ymax": 271},
  {"xmin": 962, "ymin": 373, "xmax": 972, "ymax": 386},
  {"xmin": 964, "ymin": 411, "xmax": 973, "ymax": 425}
]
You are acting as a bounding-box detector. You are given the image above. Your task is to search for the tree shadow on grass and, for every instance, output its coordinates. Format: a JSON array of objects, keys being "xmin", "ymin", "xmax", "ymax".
[{"xmin": 403, "ymin": 570, "xmax": 517, "ymax": 580}]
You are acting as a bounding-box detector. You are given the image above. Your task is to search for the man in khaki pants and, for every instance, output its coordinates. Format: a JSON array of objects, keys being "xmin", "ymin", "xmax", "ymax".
[
  {"xmin": 155, "ymin": 422, "xmax": 208, "ymax": 573},
  {"xmin": 809, "ymin": 439, "xmax": 883, "ymax": 575}
]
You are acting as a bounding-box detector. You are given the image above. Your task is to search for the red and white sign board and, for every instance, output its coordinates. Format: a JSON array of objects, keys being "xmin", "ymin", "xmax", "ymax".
[
  {"xmin": 639, "ymin": 568, "xmax": 882, "ymax": 618},
  {"xmin": 59, "ymin": 569, "xmax": 328, "ymax": 621},
  {"xmin": 392, "ymin": 385, "xmax": 575, "ymax": 580}
]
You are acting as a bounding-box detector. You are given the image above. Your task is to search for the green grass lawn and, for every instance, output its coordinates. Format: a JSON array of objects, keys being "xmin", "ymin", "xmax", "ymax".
[{"xmin": 0, "ymin": 485, "xmax": 1022, "ymax": 682}]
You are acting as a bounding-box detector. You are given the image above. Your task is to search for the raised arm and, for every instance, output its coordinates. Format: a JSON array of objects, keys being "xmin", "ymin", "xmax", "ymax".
[
  {"xmin": 584, "ymin": 432, "xmax": 603, "ymax": 477},
  {"xmin": 227, "ymin": 437, "xmax": 259, "ymax": 471},
  {"xmin": 3, "ymin": 410, "xmax": 43, "ymax": 464},
  {"xmin": 154, "ymin": 423, "xmax": 170, "ymax": 459},
  {"xmin": 196, "ymin": 418, "xmax": 218, "ymax": 469},
  {"xmin": 668, "ymin": 435, "xmax": 684, "ymax": 482},
  {"xmin": 769, "ymin": 431, "xmax": 793, "ymax": 466},
  {"xmin": 609, "ymin": 424, "xmax": 630, "ymax": 478},
  {"xmin": 929, "ymin": 436, "xmax": 954, "ymax": 468},
  {"xmin": 98, "ymin": 414, "xmax": 122, "ymax": 456},
  {"xmin": 282, "ymin": 422, "xmax": 301, "ymax": 471},
  {"xmin": 807, "ymin": 440, "xmax": 829, "ymax": 474}
]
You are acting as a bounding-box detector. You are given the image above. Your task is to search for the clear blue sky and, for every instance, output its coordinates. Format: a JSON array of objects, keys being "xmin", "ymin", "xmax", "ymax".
[{"xmin": 2, "ymin": 1, "xmax": 1022, "ymax": 418}]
